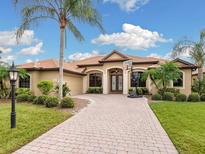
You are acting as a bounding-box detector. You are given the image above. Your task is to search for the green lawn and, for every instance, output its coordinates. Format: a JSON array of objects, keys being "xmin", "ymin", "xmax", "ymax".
[
  {"xmin": 150, "ymin": 102, "xmax": 205, "ymax": 154},
  {"xmin": 0, "ymin": 103, "xmax": 72, "ymax": 154}
]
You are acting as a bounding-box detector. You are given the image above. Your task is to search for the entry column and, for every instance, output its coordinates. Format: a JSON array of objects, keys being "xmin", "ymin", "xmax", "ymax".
[
  {"xmin": 103, "ymin": 70, "xmax": 108, "ymax": 94},
  {"xmin": 123, "ymin": 69, "xmax": 128, "ymax": 94}
]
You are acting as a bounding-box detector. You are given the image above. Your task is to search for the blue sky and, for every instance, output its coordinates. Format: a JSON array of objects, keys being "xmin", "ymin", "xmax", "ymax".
[{"xmin": 0, "ymin": 0, "xmax": 205, "ymax": 64}]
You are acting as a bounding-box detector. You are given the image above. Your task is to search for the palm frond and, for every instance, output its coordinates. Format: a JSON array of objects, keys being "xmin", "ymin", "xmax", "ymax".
[{"xmin": 66, "ymin": 20, "xmax": 84, "ymax": 41}]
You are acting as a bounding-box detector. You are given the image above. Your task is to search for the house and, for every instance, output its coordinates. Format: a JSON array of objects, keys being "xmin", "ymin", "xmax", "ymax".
[
  {"xmin": 192, "ymin": 68, "xmax": 205, "ymax": 80},
  {"xmin": 18, "ymin": 50, "xmax": 197, "ymax": 96}
]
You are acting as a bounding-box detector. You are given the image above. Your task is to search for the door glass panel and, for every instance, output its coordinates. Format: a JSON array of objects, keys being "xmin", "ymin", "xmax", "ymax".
[
  {"xmin": 112, "ymin": 76, "xmax": 116, "ymax": 91},
  {"xmin": 118, "ymin": 76, "xmax": 123, "ymax": 91}
]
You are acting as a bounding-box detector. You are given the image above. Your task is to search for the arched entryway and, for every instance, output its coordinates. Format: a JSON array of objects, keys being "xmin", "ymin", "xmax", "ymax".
[{"xmin": 109, "ymin": 68, "xmax": 123, "ymax": 93}]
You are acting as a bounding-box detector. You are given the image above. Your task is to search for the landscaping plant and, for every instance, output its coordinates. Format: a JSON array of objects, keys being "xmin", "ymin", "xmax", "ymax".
[
  {"xmin": 61, "ymin": 97, "xmax": 74, "ymax": 108},
  {"xmin": 55, "ymin": 83, "xmax": 71, "ymax": 97},
  {"xmin": 162, "ymin": 92, "xmax": 174, "ymax": 101},
  {"xmin": 176, "ymin": 93, "xmax": 187, "ymax": 102},
  {"xmin": 14, "ymin": 0, "xmax": 104, "ymax": 99},
  {"xmin": 37, "ymin": 80, "xmax": 54, "ymax": 95},
  {"xmin": 152, "ymin": 93, "xmax": 162, "ymax": 100},
  {"xmin": 45, "ymin": 96, "xmax": 59, "ymax": 108},
  {"xmin": 33, "ymin": 95, "xmax": 49, "ymax": 105},
  {"xmin": 188, "ymin": 93, "xmax": 200, "ymax": 102}
]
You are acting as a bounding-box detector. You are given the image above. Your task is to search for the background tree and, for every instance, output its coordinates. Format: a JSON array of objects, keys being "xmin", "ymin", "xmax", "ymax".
[
  {"xmin": 172, "ymin": 30, "xmax": 205, "ymax": 81},
  {"xmin": 142, "ymin": 62, "xmax": 181, "ymax": 94},
  {"xmin": 14, "ymin": 0, "xmax": 104, "ymax": 99}
]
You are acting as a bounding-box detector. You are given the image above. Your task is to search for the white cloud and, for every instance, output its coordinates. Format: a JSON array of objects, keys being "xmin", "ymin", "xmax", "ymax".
[
  {"xmin": 0, "ymin": 47, "xmax": 12, "ymax": 54},
  {"xmin": 26, "ymin": 59, "xmax": 33, "ymax": 63},
  {"xmin": 92, "ymin": 23, "xmax": 171, "ymax": 50},
  {"xmin": 1, "ymin": 55, "xmax": 15, "ymax": 63},
  {"xmin": 103, "ymin": 0, "xmax": 149, "ymax": 12},
  {"xmin": 0, "ymin": 30, "xmax": 35, "ymax": 47},
  {"xmin": 68, "ymin": 50, "xmax": 100, "ymax": 61},
  {"xmin": 18, "ymin": 42, "xmax": 43, "ymax": 55}
]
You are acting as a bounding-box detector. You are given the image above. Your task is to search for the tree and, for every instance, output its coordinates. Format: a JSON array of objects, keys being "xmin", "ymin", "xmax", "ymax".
[
  {"xmin": 14, "ymin": 0, "xmax": 104, "ymax": 99},
  {"xmin": 172, "ymin": 30, "xmax": 205, "ymax": 81},
  {"xmin": 142, "ymin": 62, "xmax": 181, "ymax": 94}
]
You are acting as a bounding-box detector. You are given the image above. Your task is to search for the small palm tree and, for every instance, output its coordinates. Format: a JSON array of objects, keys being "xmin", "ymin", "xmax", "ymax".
[
  {"xmin": 172, "ymin": 30, "xmax": 205, "ymax": 81},
  {"xmin": 14, "ymin": 0, "xmax": 104, "ymax": 99}
]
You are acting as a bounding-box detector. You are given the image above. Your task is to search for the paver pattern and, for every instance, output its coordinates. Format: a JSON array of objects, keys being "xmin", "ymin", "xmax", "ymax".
[{"xmin": 14, "ymin": 94, "xmax": 178, "ymax": 154}]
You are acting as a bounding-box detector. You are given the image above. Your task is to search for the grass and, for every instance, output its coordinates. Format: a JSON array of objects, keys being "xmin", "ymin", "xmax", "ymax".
[
  {"xmin": 150, "ymin": 102, "xmax": 205, "ymax": 154},
  {"xmin": 0, "ymin": 103, "xmax": 72, "ymax": 154}
]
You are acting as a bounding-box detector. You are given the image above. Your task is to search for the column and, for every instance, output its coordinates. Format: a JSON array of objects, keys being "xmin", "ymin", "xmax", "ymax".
[
  {"xmin": 123, "ymin": 69, "xmax": 128, "ymax": 95},
  {"xmin": 103, "ymin": 70, "xmax": 108, "ymax": 94},
  {"xmin": 83, "ymin": 76, "xmax": 87, "ymax": 94}
]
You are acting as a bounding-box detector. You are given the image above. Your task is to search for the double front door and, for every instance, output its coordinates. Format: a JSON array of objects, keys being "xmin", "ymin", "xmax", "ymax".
[{"xmin": 111, "ymin": 75, "xmax": 123, "ymax": 92}]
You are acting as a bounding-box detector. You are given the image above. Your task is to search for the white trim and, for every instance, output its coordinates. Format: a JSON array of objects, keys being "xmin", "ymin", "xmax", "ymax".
[{"xmin": 85, "ymin": 69, "xmax": 104, "ymax": 73}]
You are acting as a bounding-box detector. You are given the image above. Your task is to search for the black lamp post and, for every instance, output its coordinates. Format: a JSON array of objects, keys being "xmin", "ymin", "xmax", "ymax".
[{"xmin": 9, "ymin": 62, "xmax": 18, "ymax": 128}]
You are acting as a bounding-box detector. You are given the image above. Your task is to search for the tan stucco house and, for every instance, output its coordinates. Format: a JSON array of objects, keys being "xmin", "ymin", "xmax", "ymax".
[{"xmin": 18, "ymin": 50, "xmax": 197, "ymax": 96}]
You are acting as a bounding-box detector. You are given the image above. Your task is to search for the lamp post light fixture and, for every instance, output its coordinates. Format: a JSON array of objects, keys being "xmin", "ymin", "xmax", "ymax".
[{"xmin": 9, "ymin": 62, "xmax": 18, "ymax": 128}]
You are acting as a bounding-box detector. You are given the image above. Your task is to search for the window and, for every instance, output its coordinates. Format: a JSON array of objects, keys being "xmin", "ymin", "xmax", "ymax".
[
  {"xmin": 89, "ymin": 73, "xmax": 102, "ymax": 87},
  {"xmin": 19, "ymin": 76, "xmax": 30, "ymax": 88},
  {"xmin": 173, "ymin": 72, "xmax": 183, "ymax": 87},
  {"xmin": 131, "ymin": 71, "xmax": 146, "ymax": 87}
]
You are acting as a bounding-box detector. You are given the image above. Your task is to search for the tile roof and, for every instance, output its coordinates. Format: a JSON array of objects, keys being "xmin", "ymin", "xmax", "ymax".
[{"xmin": 18, "ymin": 50, "xmax": 195, "ymax": 76}]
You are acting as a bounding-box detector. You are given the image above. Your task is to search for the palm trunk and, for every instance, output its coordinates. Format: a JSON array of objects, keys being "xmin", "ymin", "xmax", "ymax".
[
  {"xmin": 198, "ymin": 67, "xmax": 204, "ymax": 81},
  {"xmin": 59, "ymin": 27, "xmax": 65, "ymax": 100}
]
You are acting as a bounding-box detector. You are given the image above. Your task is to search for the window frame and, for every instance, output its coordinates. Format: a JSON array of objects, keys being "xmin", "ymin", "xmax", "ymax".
[
  {"xmin": 173, "ymin": 71, "xmax": 185, "ymax": 89},
  {"xmin": 89, "ymin": 72, "xmax": 102, "ymax": 87},
  {"xmin": 130, "ymin": 71, "xmax": 146, "ymax": 88},
  {"xmin": 19, "ymin": 75, "xmax": 31, "ymax": 89}
]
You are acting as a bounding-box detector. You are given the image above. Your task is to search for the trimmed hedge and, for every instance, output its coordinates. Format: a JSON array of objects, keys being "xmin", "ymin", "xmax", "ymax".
[
  {"xmin": 60, "ymin": 97, "xmax": 74, "ymax": 108},
  {"xmin": 27, "ymin": 95, "xmax": 36, "ymax": 102},
  {"xmin": 16, "ymin": 94, "xmax": 29, "ymax": 102},
  {"xmin": 33, "ymin": 95, "xmax": 49, "ymax": 105},
  {"xmin": 16, "ymin": 88, "xmax": 32, "ymax": 96},
  {"xmin": 87, "ymin": 87, "xmax": 103, "ymax": 94},
  {"xmin": 176, "ymin": 94, "xmax": 187, "ymax": 102},
  {"xmin": 162, "ymin": 92, "xmax": 174, "ymax": 101},
  {"xmin": 188, "ymin": 93, "xmax": 200, "ymax": 102},
  {"xmin": 200, "ymin": 95, "xmax": 205, "ymax": 101},
  {"xmin": 152, "ymin": 93, "xmax": 162, "ymax": 100},
  {"xmin": 45, "ymin": 96, "xmax": 59, "ymax": 108}
]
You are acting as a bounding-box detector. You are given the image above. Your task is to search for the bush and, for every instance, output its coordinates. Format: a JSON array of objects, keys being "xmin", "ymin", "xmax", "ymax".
[
  {"xmin": 188, "ymin": 93, "xmax": 200, "ymax": 102},
  {"xmin": 128, "ymin": 88, "xmax": 134, "ymax": 94},
  {"xmin": 176, "ymin": 94, "xmax": 187, "ymax": 102},
  {"xmin": 33, "ymin": 95, "xmax": 49, "ymax": 105},
  {"xmin": 87, "ymin": 87, "xmax": 103, "ymax": 94},
  {"xmin": 200, "ymin": 95, "xmax": 205, "ymax": 101},
  {"xmin": 141, "ymin": 87, "xmax": 149, "ymax": 95},
  {"xmin": 162, "ymin": 92, "xmax": 174, "ymax": 101},
  {"xmin": 27, "ymin": 95, "xmax": 36, "ymax": 102},
  {"xmin": 45, "ymin": 96, "xmax": 59, "ymax": 108},
  {"xmin": 60, "ymin": 97, "xmax": 74, "ymax": 108},
  {"xmin": 159, "ymin": 88, "xmax": 180, "ymax": 96},
  {"xmin": 37, "ymin": 80, "xmax": 54, "ymax": 95},
  {"xmin": 136, "ymin": 87, "xmax": 143, "ymax": 95},
  {"xmin": 55, "ymin": 83, "xmax": 71, "ymax": 97},
  {"xmin": 152, "ymin": 93, "xmax": 162, "ymax": 100},
  {"xmin": 16, "ymin": 94, "xmax": 29, "ymax": 102},
  {"xmin": 16, "ymin": 88, "xmax": 32, "ymax": 96}
]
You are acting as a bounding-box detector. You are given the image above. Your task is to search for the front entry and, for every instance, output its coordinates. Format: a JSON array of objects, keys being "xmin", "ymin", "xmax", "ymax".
[{"xmin": 109, "ymin": 68, "xmax": 123, "ymax": 93}]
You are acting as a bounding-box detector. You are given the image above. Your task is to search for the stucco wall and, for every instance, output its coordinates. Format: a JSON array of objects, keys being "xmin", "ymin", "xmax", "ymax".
[{"xmin": 20, "ymin": 71, "xmax": 83, "ymax": 96}]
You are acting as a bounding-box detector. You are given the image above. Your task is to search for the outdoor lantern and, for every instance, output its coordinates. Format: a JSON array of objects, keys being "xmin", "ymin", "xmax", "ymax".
[
  {"xmin": 9, "ymin": 62, "xmax": 18, "ymax": 128},
  {"xmin": 9, "ymin": 62, "xmax": 18, "ymax": 82}
]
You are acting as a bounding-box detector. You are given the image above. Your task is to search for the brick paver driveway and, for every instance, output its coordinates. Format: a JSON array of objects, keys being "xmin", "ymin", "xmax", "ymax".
[{"xmin": 14, "ymin": 95, "xmax": 177, "ymax": 154}]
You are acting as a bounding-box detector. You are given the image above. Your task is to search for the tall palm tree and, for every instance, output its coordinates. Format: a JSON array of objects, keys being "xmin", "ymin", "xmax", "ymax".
[
  {"xmin": 14, "ymin": 0, "xmax": 103, "ymax": 99},
  {"xmin": 172, "ymin": 30, "xmax": 205, "ymax": 81}
]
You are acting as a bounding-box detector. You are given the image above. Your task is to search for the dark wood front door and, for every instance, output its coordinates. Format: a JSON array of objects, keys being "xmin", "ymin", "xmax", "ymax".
[{"xmin": 111, "ymin": 75, "xmax": 123, "ymax": 92}]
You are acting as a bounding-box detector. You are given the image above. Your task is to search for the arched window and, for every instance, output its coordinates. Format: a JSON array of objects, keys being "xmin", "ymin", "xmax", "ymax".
[
  {"xmin": 131, "ymin": 71, "xmax": 146, "ymax": 87},
  {"xmin": 173, "ymin": 72, "xmax": 183, "ymax": 87},
  {"xmin": 89, "ymin": 73, "xmax": 102, "ymax": 87},
  {"xmin": 19, "ymin": 75, "xmax": 30, "ymax": 88}
]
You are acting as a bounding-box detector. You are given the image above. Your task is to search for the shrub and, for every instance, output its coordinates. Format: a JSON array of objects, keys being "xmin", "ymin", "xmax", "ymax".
[
  {"xmin": 176, "ymin": 94, "xmax": 187, "ymax": 102},
  {"xmin": 152, "ymin": 93, "xmax": 162, "ymax": 100},
  {"xmin": 200, "ymin": 95, "xmax": 205, "ymax": 101},
  {"xmin": 37, "ymin": 80, "xmax": 54, "ymax": 95},
  {"xmin": 141, "ymin": 87, "xmax": 149, "ymax": 95},
  {"xmin": 55, "ymin": 83, "xmax": 71, "ymax": 97},
  {"xmin": 136, "ymin": 87, "xmax": 143, "ymax": 95},
  {"xmin": 162, "ymin": 92, "xmax": 174, "ymax": 101},
  {"xmin": 33, "ymin": 95, "xmax": 49, "ymax": 105},
  {"xmin": 16, "ymin": 94, "xmax": 29, "ymax": 102},
  {"xmin": 27, "ymin": 95, "xmax": 36, "ymax": 102},
  {"xmin": 60, "ymin": 97, "xmax": 74, "ymax": 108},
  {"xmin": 188, "ymin": 93, "xmax": 200, "ymax": 102},
  {"xmin": 128, "ymin": 88, "xmax": 134, "ymax": 94},
  {"xmin": 166, "ymin": 88, "xmax": 180, "ymax": 96},
  {"xmin": 87, "ymin": 87, "xmax": 103, "ymax": 94},
  {"xmin": 16, "ymin": 88, "xmax": 32, "ymax": 96},
  {"xmin": 45, "ymin": 96, "xmax": 59, "ymax": 108}
]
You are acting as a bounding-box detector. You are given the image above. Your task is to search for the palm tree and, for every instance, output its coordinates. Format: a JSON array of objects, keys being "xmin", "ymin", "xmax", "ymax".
[
  {"xmin": 14, "ymin": 0, "xmax": 104, "ymax": 99},
  {"xmin": 172, "ymin": 30, "xmax": 205, "ymax": 81}
]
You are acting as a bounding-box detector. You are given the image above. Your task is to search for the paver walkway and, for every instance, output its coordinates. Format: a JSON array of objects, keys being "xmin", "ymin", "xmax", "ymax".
[{"xmin": 14, "ymin": 95, "xmax": 177, "ymax": 154}]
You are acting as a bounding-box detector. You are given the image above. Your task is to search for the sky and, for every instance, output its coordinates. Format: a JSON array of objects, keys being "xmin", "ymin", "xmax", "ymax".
[{"xmin": 0, "ymin": 0, "xmax": 205, "ymax": 64}]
